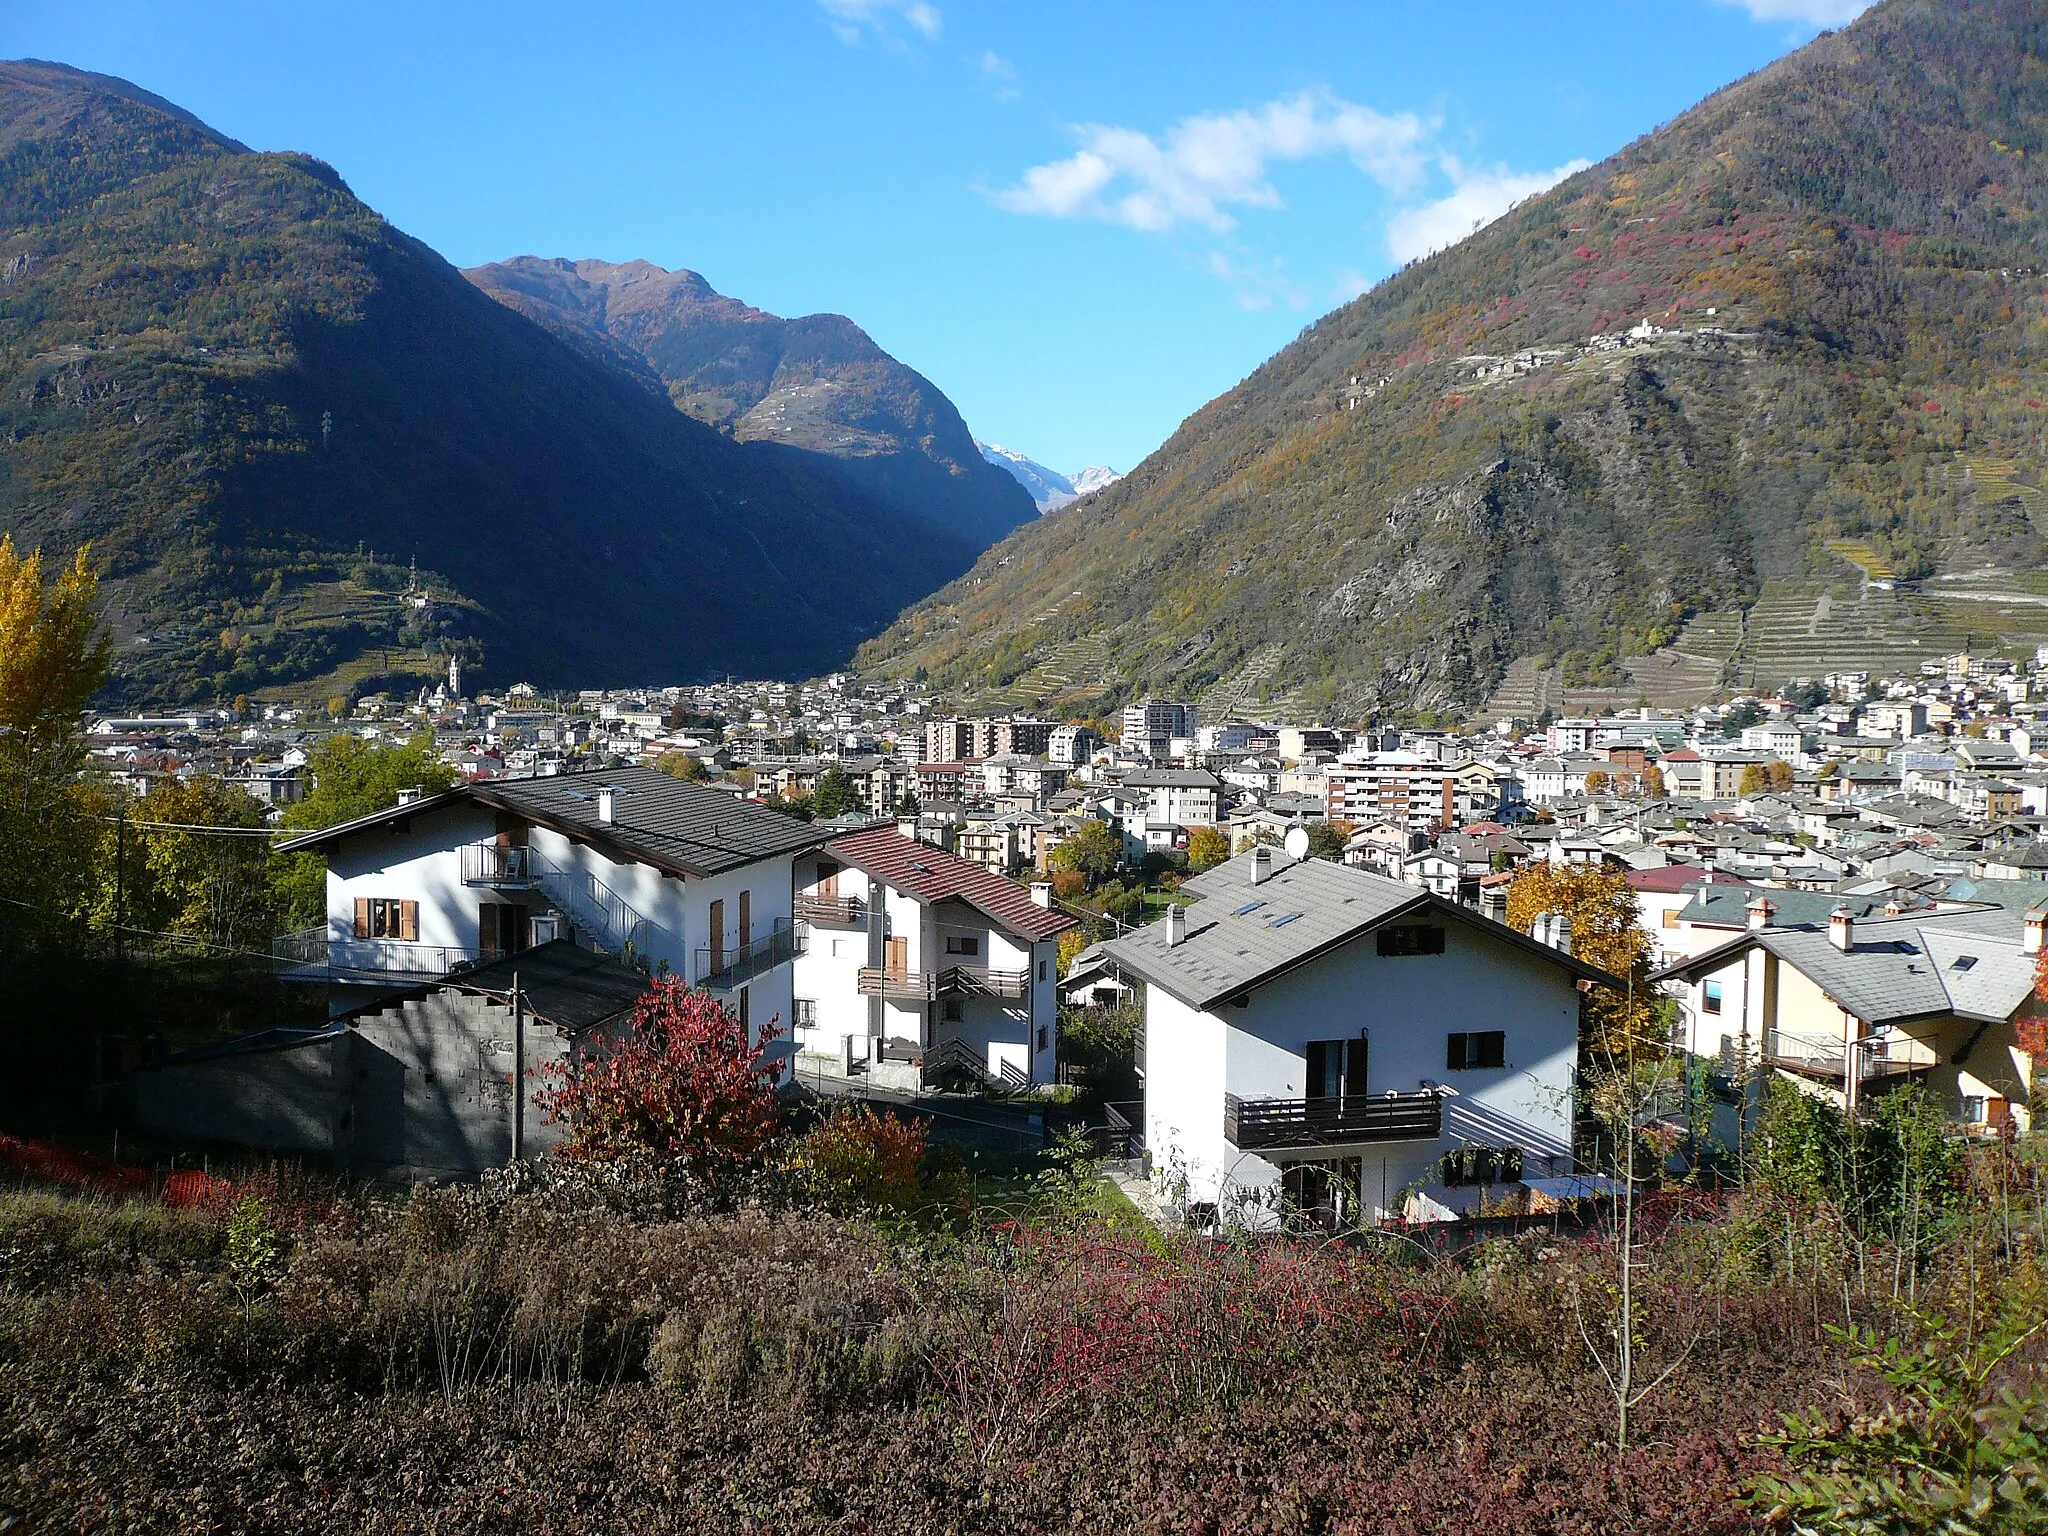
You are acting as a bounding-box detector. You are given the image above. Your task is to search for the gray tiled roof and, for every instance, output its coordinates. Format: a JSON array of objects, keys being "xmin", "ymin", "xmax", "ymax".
[
  {"xmin": 1102, "ymin": 849, "xmax": 1615, "ymax": 1009},
  {"xmin": 1654, "ymin": 904, "xmax": 2039, "ymax": 1026},
  {"xmin": 275, "ymin": 764, "xmax": 827, "ymax": 877}
]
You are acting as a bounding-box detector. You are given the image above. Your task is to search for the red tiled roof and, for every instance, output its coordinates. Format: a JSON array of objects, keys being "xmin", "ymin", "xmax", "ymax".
[
  {"xmin": 826, "ymin": 827, "xmax": 1075, "ymax": 942},
  {"xmin": 1625, "ymin": 865, "xmax": 1716, "ymax": 893}
]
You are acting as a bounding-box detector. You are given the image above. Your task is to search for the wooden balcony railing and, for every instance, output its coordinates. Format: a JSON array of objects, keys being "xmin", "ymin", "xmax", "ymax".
[
  {"xmin": 794, "ymin": 894, "xmax": 866, "ymax": 925},
  {"xmin": 1224, "ymin": 1090, "xmax": 1443, "ymax": 1150},
  {"xmin": 939, "ymin": 966, "xmax": 1029, "ymax": 999},
  {"xmin": 858, "ymin": 968, "xmax": 936, "ymax": 1000}
]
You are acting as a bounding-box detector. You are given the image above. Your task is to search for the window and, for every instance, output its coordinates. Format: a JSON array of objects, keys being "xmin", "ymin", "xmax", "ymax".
[
  {"xmin": 1662, "ymin": 909, "xmax": 1679, "ymax": 929},
  {"xmin": 1445, "ymin": 1031, "xmax": 1505, "ymax": 1070},
  {"xmin": 1378, "ymin": 925, "xmax": 1446, "ymax": 956},
  {"xmin": 1702, "ymin": 981, "xmax": 1723, "ymax": 1015},
  {"xmin": 1037, "ymin": 959, "xmax": 1047, "ymax": 980},
  {"xmin": 943, "ymin": 999, "xmax": 963, "ymax": 1022},
  {"xmin": 793, "ymin": 999, "xmax": 817, "ymax": 1029},
  {"xmin": 1305, "ymin": 1037, "xmax": 1369, "ymax": 1100},
  {"xmin": 1440, "ymin": 1145, "xmax": 1524, "ymax": 1186},
  {"xmin": 354, "ymin": 897, "xmax": 418, "ymax": 941},
  {"xmin": 945, "ymin": 935, "xmax": 980, "ymax": 956},
  {"xmin": 1961, "ymin": 1096, "xmax": 1987, "ymax": 1125}
]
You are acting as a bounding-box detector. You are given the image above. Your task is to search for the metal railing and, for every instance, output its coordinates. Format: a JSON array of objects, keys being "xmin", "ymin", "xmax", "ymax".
[
  {"xmin": 696, "ymin": 919, "xmax": 801, "ymax": 991},
  {"xmin": 531, "ymin": 856, "xmax": 649, "ymax": 963},
  {"xmin": 461, "ymin": 843, "xmax": 541, "ymax": 888},
  {"xmin": 1765, "ymin": 1030, "xmax": 1933, "ymax": 1082},
  {"xmin": 272, "ymin": 934, "xmax": 487, "ymax": 983},
  {"xmin": 794, "ymin": 894, "xmax": 865, "ymax": 925},
  {"xmin": 1224, "ymin": 1090, "xmax": 1443, "ymax": 1149}
]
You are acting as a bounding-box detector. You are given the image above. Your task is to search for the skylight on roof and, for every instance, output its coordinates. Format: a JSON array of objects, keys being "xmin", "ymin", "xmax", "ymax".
[
  {"xmin": 1233, "ymin": 900, "xmax": 1266, "ymax": 916},
  {"xmin": 1951, "ymin": 955, "xmax": 1978, "ymax": 971},
  {"xmin": 1267, "ymin": 913, "xmax": 1302, "ymax": 928}
]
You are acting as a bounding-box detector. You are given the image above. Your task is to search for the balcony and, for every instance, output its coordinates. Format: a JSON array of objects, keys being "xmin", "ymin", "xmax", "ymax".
[
  {"xmin": 272, "ymin": 931, "xmax": 487, "ymax": 984},
  {"xmin": 1765, "ymin": 1030, "xmax": 1933, "ymax": 1084},
  {"xmin": 695, "ymin": 919, "xmax": 801, "ymax": 992},
  {"xmin": 461, "ymin": 843, "xmax": 541, "ymax": 888},
  {"xmin": 858, "ymin": 968, "xmax": 936, "ymax": 1001},
  {"xmin": 1224, "ymin": 1090, "xmax": 1443, "ymax": 1150},
  {"xmin": 855, "ymin": 965, "xmax": 1031, "ymax": 1002},
  {"xmin": 794, "ymin": 893, "xmax": 866, "ymax": 925}
]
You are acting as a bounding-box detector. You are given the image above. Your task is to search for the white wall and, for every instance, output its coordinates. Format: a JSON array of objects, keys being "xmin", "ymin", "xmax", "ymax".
[
  {"xmin": 1144, "ymin": 916, "xmax": 1581, "ymax": 1222},
  {"xmin": 327, "ymin": 803, "xmax": 499, "ymax": 957}
]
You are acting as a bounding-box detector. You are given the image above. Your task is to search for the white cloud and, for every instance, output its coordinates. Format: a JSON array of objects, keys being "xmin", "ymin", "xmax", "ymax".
[
  {"xmin": 991, "ymin": 88, "xmax": 1433, "ymax": 233},
  {"xmin": 1385, "ymin": 158, "xmax": 1591, "ymax": 265},
  {"xmin": 818, "ymin": 0, "xmax": 940, "ymax": 43},
  {"xmin": 1712, "ymin": 0, "xmax": 1872, "ymax": 25}
]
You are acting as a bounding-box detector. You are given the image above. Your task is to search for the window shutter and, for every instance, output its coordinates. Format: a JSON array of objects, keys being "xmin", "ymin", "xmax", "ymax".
[
  {"xmin": 400, "ymin": 900, "xmax": 419, "ymax": 942},
  {"xmin": 480, "ymin": 903, "xmax": 499, "ymax": 954},
  {"xmin": 1305, "ymin": 1040, "xmax": 1329, "ymax": 1100},
  {"xmin": 1344, "ymin": 1036, "xmax": 1370, "ymax": 1100},
  {"xmin": 354, "ymin": 897, "xmax": 371, "ymax": 940},
  {"xmin": 1479, "ymin": 1032, "xmax": 1505, "ymax": 1069},
  {"xmin": 1446, "ymin": 1033, "xmax": 1467, "ymax": 1071}
]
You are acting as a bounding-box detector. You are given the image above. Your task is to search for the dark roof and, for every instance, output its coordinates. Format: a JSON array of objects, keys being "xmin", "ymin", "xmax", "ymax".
[
  {"xmin": 275, "ymin": 764, "xmax": 828, "ymax": 877},
  {"xmin": 826, "ymin": 826, "xmax": 1074, "ymax": 942},
  {"xmin": 1100, "ymin": 849, "xmax": 1619, "ymax": 1010},
  {"xmin": 340, "ymin": 941, "xmax": 650, "ymax": 1032}
]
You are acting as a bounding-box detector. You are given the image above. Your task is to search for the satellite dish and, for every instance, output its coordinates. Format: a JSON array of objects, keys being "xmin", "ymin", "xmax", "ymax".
[{"xmin": 1282, "ymin": 825, "xmax": 1312, "ymax": 860}]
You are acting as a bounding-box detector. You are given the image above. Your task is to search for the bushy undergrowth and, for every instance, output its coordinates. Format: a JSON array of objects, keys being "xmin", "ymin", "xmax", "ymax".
[{"xmin": 1, "ymin": 1139, "xmax": 2043, "ymax": 1534}]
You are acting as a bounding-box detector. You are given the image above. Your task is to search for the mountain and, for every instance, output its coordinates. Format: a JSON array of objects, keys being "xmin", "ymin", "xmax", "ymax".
[
  {"xmin": 0, "ymin": 62, "xmax": 998, "ymax": 703},
  {"xmin": 977, "ymin": 441, "xmax": 1122, "ymax": 513},
  {"xmin": 463, "ymin": 258, "xmax": 1035, "ymax": 549},
  {"xmin": 860, "ymin": 0, "xmax": 2048, "ymax": 723}
]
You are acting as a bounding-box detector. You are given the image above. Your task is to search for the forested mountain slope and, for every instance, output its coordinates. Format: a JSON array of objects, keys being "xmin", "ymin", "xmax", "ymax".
[
  {"xmin": 463, "ymin": 257, "xmax": 1034, "ymax": 549},
  {"xmin": 0, "ymin": 62, "xmax": 988, "ymax": 702},
  {"xmin": 858, "ymin": 0, "xmax": 2048, "ymax": 721}
]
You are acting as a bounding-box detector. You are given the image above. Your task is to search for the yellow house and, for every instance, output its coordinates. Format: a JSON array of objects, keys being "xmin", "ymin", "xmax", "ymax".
[{"xmin": 1653, "ymin": 902, "xmax": 2041, "ymax": 1134}]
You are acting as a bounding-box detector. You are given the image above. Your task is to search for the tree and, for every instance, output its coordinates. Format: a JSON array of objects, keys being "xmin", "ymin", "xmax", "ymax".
[
  {"xmin": 1304, "ymin": 823, "xmax": 1348, "ymax": 862},
  {"xmin": 1642, "ymin": 765, "xmax": 1666, "ymax": 799},
  {"xmin": 1049, "ymin": 819, "xmax": 1122, "ymax": 886},
  {"xmin": 1584, "ymin": 770, "xmax": 1612, "ymax": 794},
  {"xmin": 1504, "ymin": 863, "xmax": 1657, "ymax": 1056},
  {"xmin": 1739, "ymin": 763, "xmax": 1768, "ymax": 796},
  {"xmin": 655, "ymin": 752, "xmax": 709, "ymax": 782},
  {"xmin": 810, "ymin": 767, "xmax": 859, "ymax": 820},
  {"xmin": 1186, "ymin": 826, "xmax": 1230, "ymax": 871},
  {"xmin": 1768, "ymin": 760, "xmax": 1795, "ymax": 790},
  {"xmin": 0, "ymin": 537, "xmax": 112, "ymax": 949},
  {"xmin": 536, "ymin": 978, "xmax": 781, "ymax": 1187},
  {"xmin": 129, "ymin": 776, "xmax": 278, "ymax": 950}
]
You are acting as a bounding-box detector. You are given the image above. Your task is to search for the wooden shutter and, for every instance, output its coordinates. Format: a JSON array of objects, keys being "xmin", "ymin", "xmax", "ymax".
[
  {"xmin": 399, "ymin": 901, "xmax": 419, "ymax": 942},
  {"xmin": 886, "ymin": 935, "xmax": 908, "ymax": 977},
  {"xmin": 818, "ymin": 861, "xmax": 839, "ymax": 900},
  {"xmin": 708, "ymin": 900, "xmax": 724, "ymax": 971},
  {"xmin": 738, "ymin": 890, "xmax": 752, "ymax": 949},
  {"xmin": 1446, "ymin": 1033, "xmax": 1468, "ymax": 1071},
  {"xmin": 1478, "ymin": 1032, "xmax": 1505, "ymax": 1069},
  {"xmin": 353, "ymin": 897, "xmax": 370, "ymax": 939},
  {"xmin": 480, "ymin": 903, "xmax": 500, "ymax": 955},
  {"xmin": 1344, "ymin": 1035, "xmax": 1370, "ymax": 1100},
  {"xmin": 1305, "ymin": 1041, "xmax": 1330, "ymax": 1100}
]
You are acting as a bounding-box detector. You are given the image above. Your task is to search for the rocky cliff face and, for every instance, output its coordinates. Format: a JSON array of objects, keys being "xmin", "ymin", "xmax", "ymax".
[
  {"xmin": 857, "ymin": 0, "xmax": 2048, "ymax": 720},
  {"xmin": 465, "ymin": 257, "xmax": 1036, "ymax": 549}
]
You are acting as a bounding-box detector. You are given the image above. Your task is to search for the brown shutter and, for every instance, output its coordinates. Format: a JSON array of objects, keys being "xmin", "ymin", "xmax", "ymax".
[
  {"xmin": 354, "ymin": 897, "xmax": 371, "ymax": 939},
  {"xmin": 886, "ymin": 935, "xmax": 908, "ymax": 977},
  {"xmin": 708, "ymin": 900, "xmax": 724, "ymax": 972},
  {"xmin": 738, "ymin": 890, "xmax": 752, "ymax": 949},
  {"xmin": 400, "ymin": 901, "xmax": 419, "ymax": 942},
  {"xmin": 480, "ymin": 903, "xmax": 499, "ymax": 954}
]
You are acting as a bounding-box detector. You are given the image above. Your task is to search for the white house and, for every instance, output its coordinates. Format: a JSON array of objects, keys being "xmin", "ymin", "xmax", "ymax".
[
  {"xmin": 788, "ymin": 826, "xmax": 1072, "ymax": 1089},
  {"xmin": 1101, "ymin": 847, "xmax": 1615, "ymax": 1229},
  {"xmin": 273, "ymin": 766, "xmax": 826, "ymax": 1073}
]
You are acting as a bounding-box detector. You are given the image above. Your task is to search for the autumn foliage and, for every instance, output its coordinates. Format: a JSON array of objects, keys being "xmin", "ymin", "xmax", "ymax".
[
  {"xmin": 537, "ymin": 978, "xmax": 781, "ymax": 1180},
  {"xmin": 1505, "ymin": 862, "xmax": 1658, "ymax": 1055}
]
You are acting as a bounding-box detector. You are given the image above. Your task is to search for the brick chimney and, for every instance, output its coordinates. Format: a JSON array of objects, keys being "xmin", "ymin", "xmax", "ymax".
[
  {"xmin": 2026, "ymin": 908, "xmax": 2047, "ymax": 956},
  {"xmin": 1829, "ymin": 905, "xmax": 1854, "ymax": 952},
  {"xmin": 1747, "ymin": 896, "xmax": 1776, "ymax": 931}
]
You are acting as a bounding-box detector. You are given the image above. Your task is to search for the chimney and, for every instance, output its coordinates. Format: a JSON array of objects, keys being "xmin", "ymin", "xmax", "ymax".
[
  {"xmin": 596, "ymin": 786, "xmax": 615, "ymax": 824},
  {"xmin": 1442, "ymin": 777, "xmax": 1455, "ymax": 830},
  {"xmin": 2026, "ymin": 908, "xmax": 2047, "ymax": 956},
  {"xmin": 1532, "ymin": 910, "xmax": 1553, "ymax": 947},
  {"xmin": 1165, "ymin": 904, "xmax": 1188, "ymax": 947},
  {"xmin": 1829, "ymin": 905, "xmax": 1854, "ymax": 952},
  {"xmin": 395, "ymin": 785, "xmax": 423, "ymax": 807},
  {"xmin": 1747, "ymin": 896, "xmax": 1776, "ymax": 930},
  {"xmin": 1251, "ymin": 845, "xmax": 1275, "ymax": 884},
  {"xmin": 1884, "ymin": 898, "xmax": 1907, "ymax": 918},
  {"xmin": 1029, "ymin": 881, "xmax": 1052, "ymax": 909},
  {"xmin": 1551, "ymin": 914, "xmax": 1573, "ymax": 956}
]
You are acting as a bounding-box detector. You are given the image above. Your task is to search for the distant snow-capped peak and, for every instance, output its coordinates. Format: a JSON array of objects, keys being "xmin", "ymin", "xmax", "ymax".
[{"xmin": 976, "ymin": 441, "xmax": 1121, "ymax": 514}]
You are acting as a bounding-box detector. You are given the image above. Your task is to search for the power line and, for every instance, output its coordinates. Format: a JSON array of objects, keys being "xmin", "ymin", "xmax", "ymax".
[{"xmin": 101, "ymin": 816, "xmax": 287, "ymax": 838}]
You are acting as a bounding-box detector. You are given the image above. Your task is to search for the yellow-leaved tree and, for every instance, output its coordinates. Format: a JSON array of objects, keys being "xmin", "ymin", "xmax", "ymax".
[
  {"xmin": 0, "ymin": 537, "xmax": 114, "ymax": 949},
  {"xmin": 1504, "ymin": 861, "xmax": 1659, "ymax": 1059}
]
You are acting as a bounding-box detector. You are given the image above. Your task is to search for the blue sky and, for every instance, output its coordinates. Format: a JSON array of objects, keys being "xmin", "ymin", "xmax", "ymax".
[{"xmin": 7, "ymin": 0, "xmax": 1870, "ymax": 475}]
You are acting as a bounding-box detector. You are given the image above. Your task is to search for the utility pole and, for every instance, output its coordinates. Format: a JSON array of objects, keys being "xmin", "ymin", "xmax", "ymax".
[
  {"xmin": 510, "ymin": 972, "xmax": 525, "ymax": 1164},
  {"xmin": 113, "ymin": 807, "xmax": 125, "ymax": 962}
]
